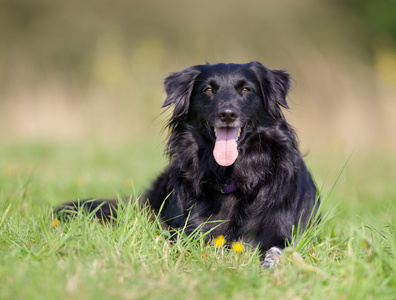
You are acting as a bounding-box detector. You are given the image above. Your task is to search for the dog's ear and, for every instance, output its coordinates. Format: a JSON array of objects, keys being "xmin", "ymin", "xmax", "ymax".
[
  {"xmin": 249, "ymin": 61, "xmax": 291, "ymax": 118},
  {"xmin": 162, "ymin": 66, "xmax": 201, "ymax": 121}
]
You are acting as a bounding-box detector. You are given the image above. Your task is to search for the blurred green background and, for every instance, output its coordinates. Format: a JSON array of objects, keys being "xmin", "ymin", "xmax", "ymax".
[
  {"xmin": 1, "ymin": 4, "xmax": 396, "ymax": 298},
  {"xmin": 0, "ymin": 0, "xmax": 395, "ymax": 154}
]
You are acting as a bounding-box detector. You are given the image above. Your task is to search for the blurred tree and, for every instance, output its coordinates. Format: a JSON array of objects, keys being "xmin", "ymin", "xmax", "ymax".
[{"xmin": 335, "ymin": 0, "xmax": 396, "ymax": 58}]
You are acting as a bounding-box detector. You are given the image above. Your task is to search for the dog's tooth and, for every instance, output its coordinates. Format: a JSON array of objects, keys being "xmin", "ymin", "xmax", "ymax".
[{"xmin": 214, "ymin": 127, "xmax": 217, "ymax": 136}]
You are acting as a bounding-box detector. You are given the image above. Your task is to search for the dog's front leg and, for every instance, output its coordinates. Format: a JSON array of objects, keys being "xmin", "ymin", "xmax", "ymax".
[{"xmin": 261, "ymin": 246, "xmax": 283, "ymax": 268}]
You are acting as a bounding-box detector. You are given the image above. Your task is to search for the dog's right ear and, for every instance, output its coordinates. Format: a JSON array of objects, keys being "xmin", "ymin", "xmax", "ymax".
[
  {"xmin": 162, "ymin": 66, "xmax": 201, "ymax": 121},
  {"xmin": 249, "ymin": 61, "xmax": 291, "ymax": 119}
]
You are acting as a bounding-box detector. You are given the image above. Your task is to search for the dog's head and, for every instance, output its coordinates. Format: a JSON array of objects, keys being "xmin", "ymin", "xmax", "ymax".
[{"xmin": 162, "ymin": 61, "xmax": 291, "ymax": 167}]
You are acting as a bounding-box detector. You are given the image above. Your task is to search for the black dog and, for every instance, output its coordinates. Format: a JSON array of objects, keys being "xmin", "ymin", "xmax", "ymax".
[{"xmin": 57, "ymin": 61, "xmax": 318, "ymax": 268}]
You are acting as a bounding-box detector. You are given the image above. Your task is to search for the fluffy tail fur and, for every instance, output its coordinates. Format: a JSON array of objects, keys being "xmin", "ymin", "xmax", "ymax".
[{"xmin": 55, "ymin": 199, "xmax": 120, "ymax": 222}]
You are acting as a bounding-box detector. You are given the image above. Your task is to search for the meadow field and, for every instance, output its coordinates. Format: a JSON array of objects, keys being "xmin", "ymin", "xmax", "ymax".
[
  {"xmin": 0, "ymin": 141, "xmax": 395, "ymax": 300},
  {"xmin": 1, "ymin": 1, "xmax": 396, "ymax": 299}
]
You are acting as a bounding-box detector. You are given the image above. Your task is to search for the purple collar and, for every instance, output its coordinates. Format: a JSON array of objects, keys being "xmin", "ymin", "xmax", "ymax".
[{"xmin": 210, "ymin": 181, "xmax": 240, "ymax": 194}]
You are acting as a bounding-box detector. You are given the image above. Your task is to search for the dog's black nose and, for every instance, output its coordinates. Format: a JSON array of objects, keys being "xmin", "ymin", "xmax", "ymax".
[{"xmin": 218, "ymin": 107, "xmax": 239, "ymax": 123}]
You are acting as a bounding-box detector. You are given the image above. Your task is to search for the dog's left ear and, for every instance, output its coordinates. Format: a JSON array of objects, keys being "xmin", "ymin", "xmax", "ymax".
[
  {"xmin": 162, "ymin": 66, "xmax": 201, "ymax": 122},
  {"xmin": 249, "ymin": 61, "xmax": 291, "ymax": 118}
]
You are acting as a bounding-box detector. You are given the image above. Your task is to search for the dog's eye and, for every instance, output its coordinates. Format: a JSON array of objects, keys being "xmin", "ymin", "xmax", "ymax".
[
  {"xmin": 242, "ymin": 87, "xmax": 250, "ymax": 92},
  {"xmin": 204, "ymin": 88, "xmax": 213, "ymax": 94}
]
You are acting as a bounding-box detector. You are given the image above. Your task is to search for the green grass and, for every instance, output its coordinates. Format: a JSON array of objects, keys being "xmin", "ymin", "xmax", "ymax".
[{"xmin": 1, "ymin": 142, "xmax": 395, "ymax": 300}]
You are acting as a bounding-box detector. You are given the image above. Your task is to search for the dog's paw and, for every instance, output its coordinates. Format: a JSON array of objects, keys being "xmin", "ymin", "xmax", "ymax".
[{"xmin": 261, "ymin": 247, "xmax": 282, "ymax": 268}]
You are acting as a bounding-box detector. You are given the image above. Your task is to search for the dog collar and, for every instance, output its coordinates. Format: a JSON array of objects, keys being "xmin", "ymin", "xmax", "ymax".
[{"xmin": 210, "ymin": 182, "xmax": 240, "ymax": 194}]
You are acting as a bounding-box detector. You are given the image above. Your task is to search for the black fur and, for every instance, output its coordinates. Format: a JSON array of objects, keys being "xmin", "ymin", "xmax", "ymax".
[{"xmin": 57, "ymin": 61, "xmax": 318, "ymax": 267}]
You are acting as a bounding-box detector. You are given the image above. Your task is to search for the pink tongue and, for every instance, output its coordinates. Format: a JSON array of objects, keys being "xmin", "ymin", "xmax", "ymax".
[{"xmin": 213, "ymin": 127, "xmax": 239, "ymax": 166}]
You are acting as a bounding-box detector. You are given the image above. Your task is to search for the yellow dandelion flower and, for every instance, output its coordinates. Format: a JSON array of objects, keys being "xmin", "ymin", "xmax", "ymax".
[
  {"xmin": 124, "ymin": 178, "xmax": 133, "ymax": 188},
  {"xmin": 232, "ymin": 242, "xmax": 244, "ymax": 253},
  {"xmin": 4, "ymin": 166, "xmax": 18, "ymax": 176},
  {"xmin": 214, "ymin": 235, "xmax": 226, "ymax": 247},
  {"xmin": 74, "ymin": 176, "xmax": 84, "ymax": 186},
  {"xmin": 52, "ymin": 219, "xmax": 60, "ymax": 227}
]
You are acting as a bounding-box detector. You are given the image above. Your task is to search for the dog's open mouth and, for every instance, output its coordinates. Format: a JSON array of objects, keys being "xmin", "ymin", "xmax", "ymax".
[{"xmin": 206, "ymin": 123, "xmax": 246, "ymax": 167}]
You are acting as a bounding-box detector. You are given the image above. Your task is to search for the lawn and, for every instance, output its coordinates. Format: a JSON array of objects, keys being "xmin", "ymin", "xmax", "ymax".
[{"xmin": 0, "ymin": 141, "xmax": 395, "ymax": 300}]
